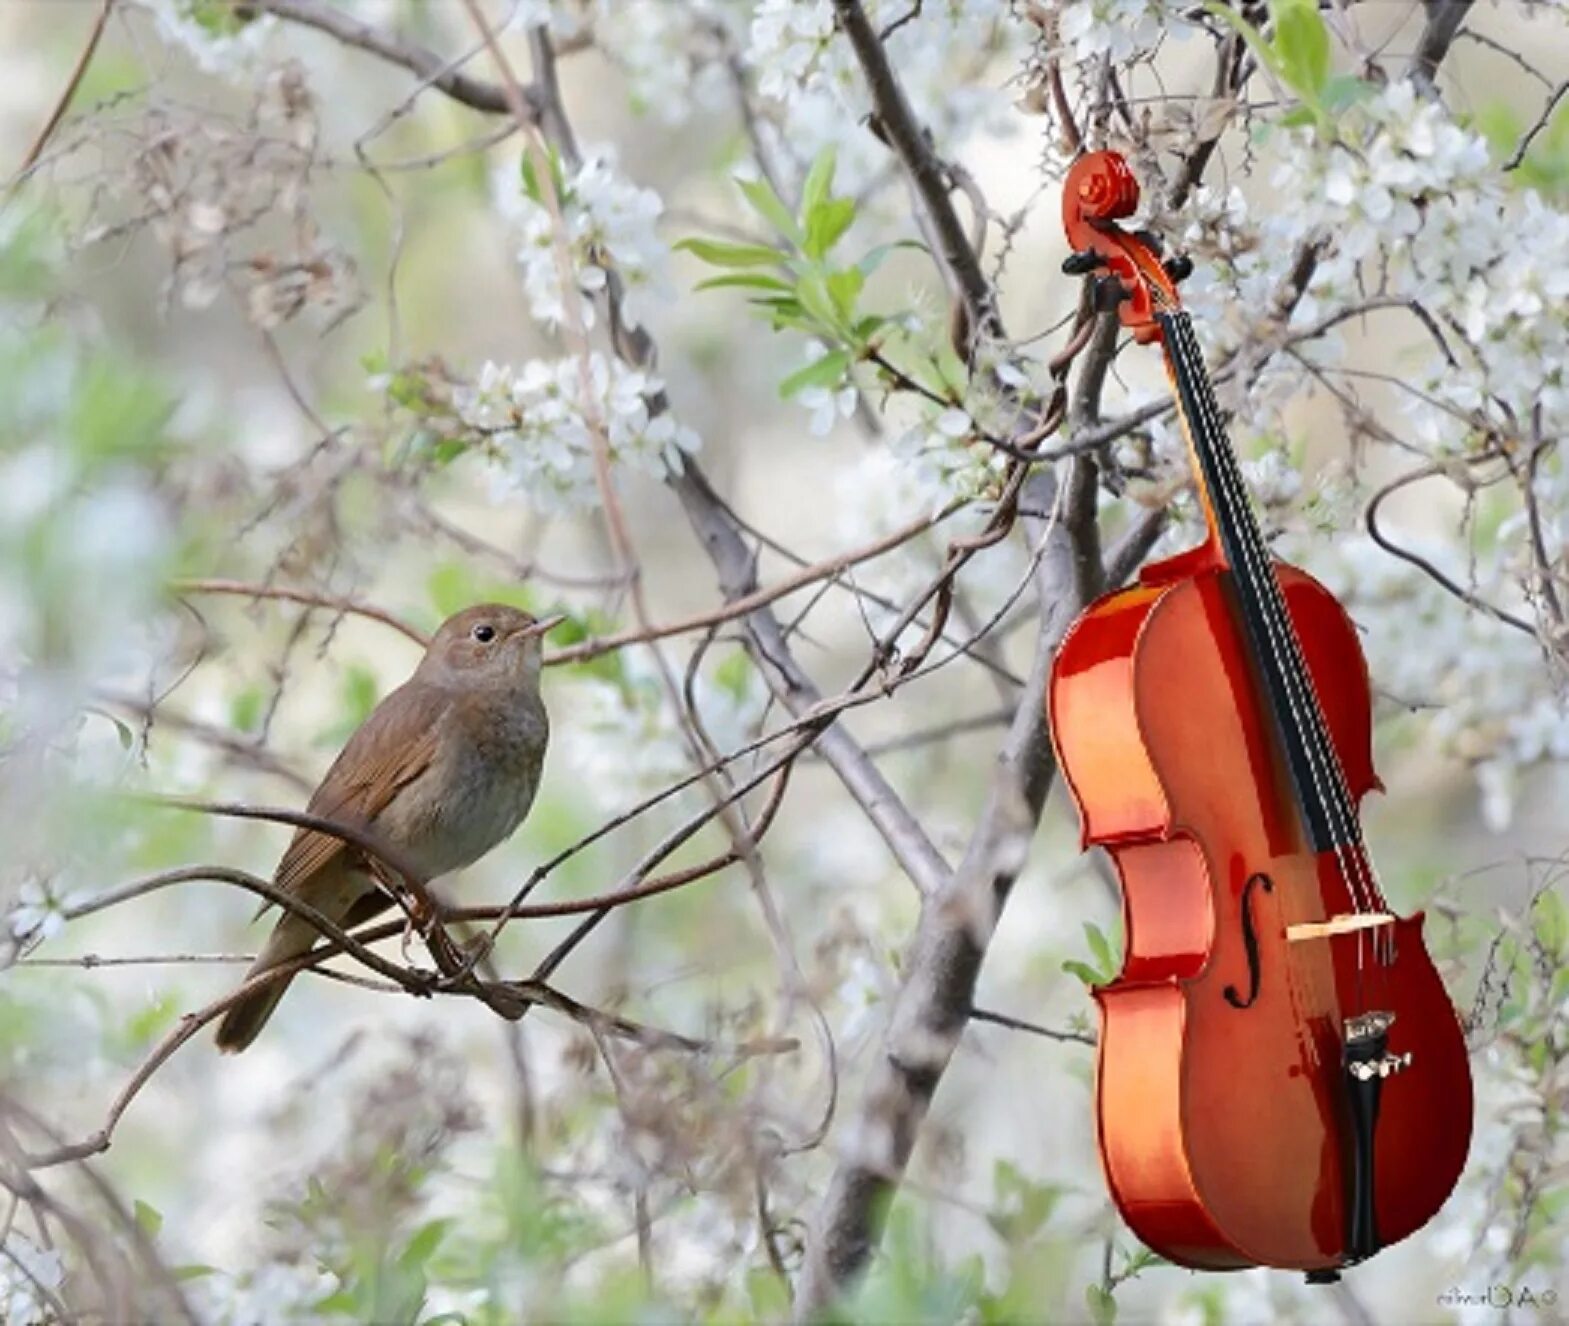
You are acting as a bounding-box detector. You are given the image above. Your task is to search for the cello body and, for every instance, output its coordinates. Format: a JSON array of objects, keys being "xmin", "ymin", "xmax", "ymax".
[
  {"xmin": 1050, "ymin": 554, "xmax": 1472, "ymax": 1270},
  {"xmin": 1049, "ymin": 149, "xmax": 1473, "ymax": 1274}
]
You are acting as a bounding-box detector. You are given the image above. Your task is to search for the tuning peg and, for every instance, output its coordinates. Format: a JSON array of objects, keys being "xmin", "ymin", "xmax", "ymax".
[
  {"xmin": 1061, "ymin": 249, "xmax": 1102, "ymax": 276},
  {"xmin": 1163, "ymin": 254, "xmax": 1195, "ymax": 284}
]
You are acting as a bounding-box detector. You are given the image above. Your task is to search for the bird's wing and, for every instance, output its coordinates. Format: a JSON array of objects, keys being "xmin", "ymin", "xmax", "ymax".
[{"xmin": 266, "ymin": 681, "xmax": 448, "ymax": 908}]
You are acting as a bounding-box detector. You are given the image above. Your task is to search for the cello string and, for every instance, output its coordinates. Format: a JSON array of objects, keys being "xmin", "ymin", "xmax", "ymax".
[
  {"xmin": 1167, "ymin": 313, "xmax": 1373, "ymax": 907},
  {"xmin": 1172, "ymin": 316, "xmax": 1389, "ymax": 919},
  {"xmin": 1170, "ymin": 313, "xmax": 1392, "ymax": 962},
  {"xmin": 1164, "ymin": 313, "xmax": 1383, "ymax": 932},
  {"xmin": 1167, "ymin": 315, "xmax": 1385, "ymax": 978},
  {"xmin": 1162, "ymin": 311, "xmax": 1374, "ymax": 1014}
]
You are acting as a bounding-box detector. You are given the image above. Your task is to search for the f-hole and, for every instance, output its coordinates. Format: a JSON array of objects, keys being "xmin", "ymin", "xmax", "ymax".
[{"xmin": 1224, "ymin": 873, "xmax": 1274, "ymax": 1009}]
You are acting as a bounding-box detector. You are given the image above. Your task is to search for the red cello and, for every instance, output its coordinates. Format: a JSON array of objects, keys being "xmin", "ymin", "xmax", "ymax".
[{"xmin": 1048, "ymin": 151, "xmax": 1472, "ymax": 1277}]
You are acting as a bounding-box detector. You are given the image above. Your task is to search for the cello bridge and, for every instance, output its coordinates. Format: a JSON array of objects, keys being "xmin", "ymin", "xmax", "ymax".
[{"xmin": 1286, "ymin": 912, "xmax": 1394, "ymax": 944}]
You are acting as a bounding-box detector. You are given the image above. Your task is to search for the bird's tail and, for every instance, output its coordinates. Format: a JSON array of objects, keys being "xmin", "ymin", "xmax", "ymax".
[{"xmin": 214, "ymin": 911, "xmax": 322, "ymax": 1053}]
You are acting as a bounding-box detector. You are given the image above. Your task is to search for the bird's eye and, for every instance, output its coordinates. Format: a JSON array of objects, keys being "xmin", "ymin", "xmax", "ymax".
[{"xmin": 472, "ymin": 624, "xmax": 496, "ymax": 643}]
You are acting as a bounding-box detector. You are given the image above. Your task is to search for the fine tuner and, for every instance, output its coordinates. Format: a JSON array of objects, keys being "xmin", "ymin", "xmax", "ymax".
[{"xmin": 1349, "ymin": 1051, "xmax": 1415, "ymax": 1082}]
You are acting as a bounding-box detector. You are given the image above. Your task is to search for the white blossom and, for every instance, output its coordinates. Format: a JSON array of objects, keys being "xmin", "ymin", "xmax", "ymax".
[
  {"xmin": 747, "ymin": 0, "xmax": 1020, "ymax": 197},
  {"xmin": 454, "ymin": 354, "xmax": 700, "ymax": 513},
  {"xmin": 494, "ymin": 148, "xmax": 670, "ymax": 331},
  {"xmin": 0, "ymin": 1233, "xmax": 63, "ymax": 1326},
  {"xmin": 1058, "ymin": 0, "xmax": 1185, "ymax": 63},
  {"xmin": 795, "ymin": 342, "xmax": 858, "ymax": 436}
]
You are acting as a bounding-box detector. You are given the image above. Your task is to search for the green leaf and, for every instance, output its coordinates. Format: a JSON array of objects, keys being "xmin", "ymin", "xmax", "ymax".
[
  {"xmin": 856, "ymin": 239, "xmax": 923, "ymax": 277},
  {"xmin": 185, "ymin": 0, "xmax": 255, "ymax": 36},
  {"xmin": 1062, "ymin": 959, "xmax": 1102, "ymax": 988},
  {"xmin": 229, "ymin": 684, "xmax": 262, "ymax": 734},
  {"xmin": 1271, "ymin": 0, "xmax": 1331, "ymax": 99},
  {"xmin": 519, "ymin": 145, "xmax": 565, "ymax": 204},
  {"xmin": 779, "ymin": 349, "xmax": 851, "ymax": 399},
  {"xmin": 747, "ymin": 1267, "xmax": 792, "ymax": 1319},
  {"xmin": 1086, "ymin": 1284, "xmax": 1118, "ymax": 1326},
  {"xmin": 737, "ymin": 176, "xmax": 801, "ymax": 243},
  {"xmin": 1084, "ymin": 921, "xmax": 1114, "ymax": 977},
  {"xmin": 801, "ymin": 147, "xmax": 838, "ymax": 219},
  {"xmin": 794, "ymin": 273, "xmax": 843, "ymax": 332},
  {"xmin": 693, "ymin": 272, "xmax": 795, "ymax": 294},
  {"xmin": 1320, "ymin": 73, "xmax": 1371, "ymax": 113},
  {"xmin": 989, "ymin": 1160, "xmax": 1063, "ymax": 1242},
  {"xmin": 714, "ymin": 651, "xmax": 754, "ymax": 699},
  {"xmin": 853, "ymin": 313, "xmax": 889, "ymax": 342},
  {"xmin": 104, "ymin": 711, "xmax": 134, "ymax": 750},
  {"xmin": 804, "ymin": 197, "xmax": 857, "ymax": 260},
  {"xmin": 399, "ymin": 1218, "xmax": 450, "ymax": 1271},
  {"xmin": 675, "ymin": 237, "xmax": 784, "ymax": 268},
  {"xmin": 134, "ymin": 1199, "xmax": 163, "ymax": 1238},
  {"xmin": 826, "ymin": 266, "xmax": 865, "ymax": 320},
  {"xmin": 1533, "ymin": 890, "xmax": 1568, "ymax": 959}
]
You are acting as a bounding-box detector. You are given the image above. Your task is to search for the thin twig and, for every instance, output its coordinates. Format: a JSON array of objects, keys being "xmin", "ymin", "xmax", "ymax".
[
  {"xmin": 170, "ymin": 578, "xmax": 429, "ymax": 645},
  {"xmin": 242, "ymin": 0, "xmax": 540, "ymax": 118},
  {"xmin": 8, "ymin": 0, "xmax": 113, "ymax": 190}
]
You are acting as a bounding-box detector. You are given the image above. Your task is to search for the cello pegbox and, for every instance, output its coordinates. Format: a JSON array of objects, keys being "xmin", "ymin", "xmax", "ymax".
[{"xmin": 1061, "ymin": 150, "xmax": 1181, "ymax": 345}]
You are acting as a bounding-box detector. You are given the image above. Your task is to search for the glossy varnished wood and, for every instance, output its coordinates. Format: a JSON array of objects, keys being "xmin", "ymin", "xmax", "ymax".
[{"xmin": 1051, "ymin": 560, "xmax": 1473, "ymax": 1271}]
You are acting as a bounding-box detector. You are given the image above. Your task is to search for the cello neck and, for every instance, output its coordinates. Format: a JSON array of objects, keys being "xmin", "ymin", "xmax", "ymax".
[
  {"xmin": 1159, "ymin": 310, "xmax": 1268, "ymax": 574},
  {"xmin": 1158, "ymin": 310, "xmax": 1361, "ymax": 855}
]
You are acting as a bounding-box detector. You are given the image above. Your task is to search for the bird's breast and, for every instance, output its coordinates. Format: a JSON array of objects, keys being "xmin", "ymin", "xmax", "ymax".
[{"xmin": 388, "ymin": 695, "xmax": 548, "ymax": 880}]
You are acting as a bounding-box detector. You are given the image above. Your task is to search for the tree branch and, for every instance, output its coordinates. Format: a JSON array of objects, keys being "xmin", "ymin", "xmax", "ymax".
[
  {"xmin": 829, "ymin": 0, "xmax": 1001, "ymax": 341},
  {"xmin": 794, "ymin": 460, "xmax": 1097, "ymax": 1314},
  {"xmin": 671, "ymin": 465, "xmax": 954, "ymax": 897},
  {"xmin": 1410, "ymin": 0, "xmax": 1474, "ymax": 91},
  {"xmin": 242, "ymin": 0, "xmax": 542, "ymax": 120}
]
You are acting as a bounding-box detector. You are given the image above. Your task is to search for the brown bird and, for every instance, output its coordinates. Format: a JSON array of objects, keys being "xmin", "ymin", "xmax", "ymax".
[{"xmin": 216, "ymin": 603, "xmax": 564, "ymax": 1052}]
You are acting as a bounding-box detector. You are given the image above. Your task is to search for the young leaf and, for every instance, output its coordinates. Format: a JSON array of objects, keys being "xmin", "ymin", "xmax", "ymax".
[
  {"xmin": 737, "ymin": 176, "xmax": 802, "ymax": 243},
  {"xmin": 1271, "ymin": 0, "xmax": 1331, "ymax": 99},
  {"xmin": 1084, "ymin": 921, "xmax": 1114, "ymax": 977},
  {"xmin": 1086, "ymin": 1283, "xmax": 1118, "ymax": 1326},
  {"xmin": 857, "ymin": 239, "xmax": 924, "ymax": 277},
  {"xmin": 675, "ymin": 237, "xmax": 784, "ymax": 268},
  {"xmin": 804, "ymin": 197, "xmax": 857, "ymax": 259},
  {"xmin": 794, "ymin": 273, "xmax": 844, "ymax": 332},
  {"xmin": 693, "ymin": 272, "xmax": 795, "ymax": 294},
  {"xmin": 801, "ymin": 147, "xmax": 838, "ymax": 219},
  {"xmin": 779, "ymin": 349, "xmax": 850, "ymax": 399},
  {"xmin": 1062, "ymin": 959, "xmax": 1102, "ymax": 988},
  {"xmin": 826, "ymin": 266, "xmax": 865, "ymax": 321},
  {"xmin": 134, "ymin": 1200, "xmax": 163, "ymax": 1238}
]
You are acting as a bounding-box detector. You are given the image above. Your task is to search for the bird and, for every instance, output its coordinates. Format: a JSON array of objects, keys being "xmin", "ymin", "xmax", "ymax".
[{"xmin": 215, "ymin": 602, "xmax": 564, "ymax": 1053}]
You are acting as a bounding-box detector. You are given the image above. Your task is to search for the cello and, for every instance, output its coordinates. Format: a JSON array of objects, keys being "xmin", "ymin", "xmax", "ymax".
[{"xmin": 1048, "ymin": 151, "xmax": 1472, "ymax": 1277}]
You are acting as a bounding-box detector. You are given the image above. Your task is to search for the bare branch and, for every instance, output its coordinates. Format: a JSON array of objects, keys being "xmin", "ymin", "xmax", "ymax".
[
  {"xmin": 7, "ymin": 0, "xmax": 113, "ymax": 190},
  {"xmin": 795, "ymin": 459, "xmax": 1096, "ymax": 1314},
  {"xmin": 1505, "ymin": 80, "xmax": 1569, "ymax": 171},
  {"xmin": 671, "ymin": 465, "xmax": 954, "ymax": 896},
  {"xmin": 170, "ymin": 577, "xmax": 430, "ymax": 645},
  {"xmin": 830, "ymin": 0, "xmax": 1001, "ymax": 340},
  {"xmin": 969, "ymin": 1005, "xmax": 1095, "ymax": 1046},
  {"xmin": 1410, "ymin": 0, "xmax": 1474, "ymax": 91},
  {"xmin": 241, "ymin": 0, "xmax": 541, "ymax": 119}
]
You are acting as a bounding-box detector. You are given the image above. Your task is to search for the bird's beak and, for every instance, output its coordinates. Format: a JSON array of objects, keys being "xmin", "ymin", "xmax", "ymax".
[{"xmin": 518, "ymin": 612, "xmax": 568, "ymax": 640}]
